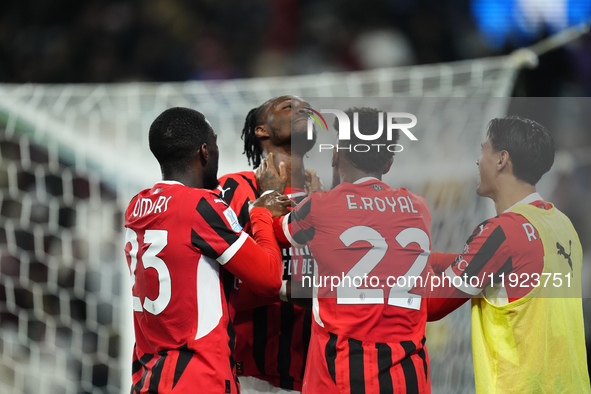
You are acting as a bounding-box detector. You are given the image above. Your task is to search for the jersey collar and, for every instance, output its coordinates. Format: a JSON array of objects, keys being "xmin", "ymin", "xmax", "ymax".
[
  {"xmin": 353, "ymin": 176, "xmax": 380, "ymax": 184},
  {"xmin": 154, "ymin": 181, "xmax": 185, "ymax": 186},
  {"xmin": 285, "ymin": 186, "xmax": 307, "ymax": 199},
  {"xmin": 503, "ymin": 192, "xmax": 544, "ymax": 213}
]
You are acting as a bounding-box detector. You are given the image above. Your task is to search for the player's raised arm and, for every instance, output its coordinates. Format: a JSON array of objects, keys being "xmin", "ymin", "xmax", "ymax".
[
  {"xmin": 425, "ymin": 221, "xmax": 511, "ymax": 320},
  {"xmin": 424, "ymin": 252, "xmax": 469, "ymax": 320},
  {"xmin": 255, "ymin": 152, "xmax": 287, "ymax": 194},
  {"xmin": 219, "ymin": 192, "xmax": 289, "ymax": 297},
  {"xmin": 304, "ymin": 168, "xmax": 325, "ymax": 195},
  {"xmin": 272, "ymin": 194, "xmax": 317, "ymax": 250},
  {"xmin": 429, "ymin": 252, "xmax": 457, "ymax": 274}
]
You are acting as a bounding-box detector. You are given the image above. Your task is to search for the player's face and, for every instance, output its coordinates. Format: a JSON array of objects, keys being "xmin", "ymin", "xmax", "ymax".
[
  {"xmin": 203, "ymin": 130, "xmax": 219, "ymax": 190},
  {"xmin": 476, "ymin": 139, "xmax": 498, "ymax": 198},
  {"xmin": 263, "ymin": 95, "xmax": 316, "ymax": 152}
]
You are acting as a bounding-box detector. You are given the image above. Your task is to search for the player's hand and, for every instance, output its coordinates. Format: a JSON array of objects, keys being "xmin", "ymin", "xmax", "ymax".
[
  {"xmin": 252, "ymin": 191, "xmax": 292, "ymax": 218},
  {"xmin": 304, "ymin": 169, "xmax": 325, "ymax": 195},
  {"xmin": 256, "ymin": 152, "xmax": 287, "ymax": 194}
]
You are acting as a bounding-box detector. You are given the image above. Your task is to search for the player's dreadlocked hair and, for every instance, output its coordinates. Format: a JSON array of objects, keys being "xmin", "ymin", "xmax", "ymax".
[{"xmin": 241, "ymin": 105, "xmax": 266, "ymax": 168}]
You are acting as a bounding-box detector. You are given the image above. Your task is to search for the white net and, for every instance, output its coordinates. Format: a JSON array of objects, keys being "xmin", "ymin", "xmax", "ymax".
[{"xmin": 0, "ymin": 54, "xmax": 519, "ymax": 394}]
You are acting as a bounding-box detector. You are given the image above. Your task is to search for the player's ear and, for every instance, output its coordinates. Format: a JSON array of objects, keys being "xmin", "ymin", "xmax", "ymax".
[
  {"xmin": 382, "ymin": 156, "xmax": 394, "ymax": 175},
  {"xmin": 497, "ymin": 150, "xmax": 510, "ymax": 171},
  {"xmin": 199, "ymin": 143, "xmax": 209, "ymax": 165},
  {"xmin": 255, "ymin": 125, "xmax": 270, "ymax": 140}
]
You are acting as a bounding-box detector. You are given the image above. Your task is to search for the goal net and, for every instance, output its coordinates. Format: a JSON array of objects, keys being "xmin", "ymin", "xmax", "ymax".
[{"xmin": 0, "ymin": 54, "xmax": 520, "ymax": 394}]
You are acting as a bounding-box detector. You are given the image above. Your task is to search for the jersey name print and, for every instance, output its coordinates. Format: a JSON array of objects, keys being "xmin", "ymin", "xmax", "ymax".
[
  {"xmin": 125, "ymin": 181, "xmax": 245, "ymax": 394},
  {"xmin": 283, "ymin": 177, "xmax": 432, "ymax": 393}
]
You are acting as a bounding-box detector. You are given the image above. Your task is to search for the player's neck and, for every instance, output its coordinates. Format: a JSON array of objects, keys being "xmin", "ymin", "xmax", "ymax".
[
  {"xmin": 162, "ymin": 172, "xmax": 202, "ymax": 189},
  {"xmin": 266, "ymin": 147, "xmax": 306, "ymax": 189},
  {"xmin": 338, "ymin": 154, "xmax": 382, "ymax": 184},
  {"xmin": 492, "ymin": 178, "xmax": 537, "ymax": 215},
  {"xmin": 340, "ymin": 166, "xmax": 382, "ymax": 184},
  {"xmin": 342, "ymin": 173, "xmax": 382, "ymax": 184}
]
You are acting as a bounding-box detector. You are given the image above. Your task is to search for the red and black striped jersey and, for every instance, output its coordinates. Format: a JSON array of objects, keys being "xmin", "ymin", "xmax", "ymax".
[
  {"xmin": 279, "ymin": 177, "xmax": 433, "ymax": 393},
  {"xmin": 281, "ymin": 177, "xmax": 432, "ymax": 342},
  {"xmin": 305, "ymin": 323, "xmax": 430, "ymax": 394},
  {"xmin": 436, "ymin": 199, "xmax": 548, "ymax": 303},
  {"xmin": 218, "ymin": 171, "xmax": 312, "ymax": 391},
  {"xmin": 124, "ymin": 181, "xmax": 282, "ymax": 394}
]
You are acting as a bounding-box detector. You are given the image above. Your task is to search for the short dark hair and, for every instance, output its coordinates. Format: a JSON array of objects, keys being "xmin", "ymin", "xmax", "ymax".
[
  {"xmin": 336, "ymin": 107, "xmax": 398, "ymax": 172},
  {"xmin": 149, "ymin": 107, "xmax": 213, "ymax": 174},
  {"xmin": 486, "ymin": 116, "xmax": 554, "ymax": 185}
]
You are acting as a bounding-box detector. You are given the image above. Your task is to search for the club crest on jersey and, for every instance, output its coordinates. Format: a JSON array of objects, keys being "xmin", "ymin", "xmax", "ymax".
[
  {"xmin": 369, "ymin": 183, "xmax": 385, "ymax": 191},
  {"xmin": 223, "ymin": 207, "xmax": 242, "ymax": 232}
]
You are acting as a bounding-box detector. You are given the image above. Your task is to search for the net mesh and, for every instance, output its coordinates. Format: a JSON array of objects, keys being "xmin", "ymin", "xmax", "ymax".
[{"xmin": 0, "ymin": 55, "xmax": 518, "ymax": 394}]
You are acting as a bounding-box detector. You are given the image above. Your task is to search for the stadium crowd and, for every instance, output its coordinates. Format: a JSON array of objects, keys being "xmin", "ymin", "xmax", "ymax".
[{"xmin": 0, "ymin": 0, "xmax": 589, "ymax": 96}]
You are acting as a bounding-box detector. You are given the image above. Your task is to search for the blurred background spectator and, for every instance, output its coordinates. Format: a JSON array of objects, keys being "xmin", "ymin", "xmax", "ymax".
[{"xmin": 0, "ymin": 0, "xmax": 589, "ymax": 95}]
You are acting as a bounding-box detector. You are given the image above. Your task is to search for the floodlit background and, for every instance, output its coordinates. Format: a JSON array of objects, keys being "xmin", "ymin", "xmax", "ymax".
[{"xmin": 0, "ymin": 1, "xmax": 590, "ymax": 393}]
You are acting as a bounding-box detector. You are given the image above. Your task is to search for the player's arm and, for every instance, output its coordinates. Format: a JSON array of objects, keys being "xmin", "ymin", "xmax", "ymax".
[
  {"xmin": 271, "ymin": 214, "xmax": 314, "ymax": 309},
  {"xmin": 304, "ymin": 168, "xmax": 325, "ymax": 195},
  {"xmin": 427, "ymin": 220, "xmax": 511, "ymax": 321},
  {"xmin": 221, "ymin": 193, "xmax": 290, "ymax": 297},
  {"xmin": 280, "ymin": 280, "xmax": 312, "ymax": 310},
  {"xmin": 255, "ymin": 152, "xmax": 287, "ymax": 194},
  {"xmin": 273, "ymin": 195, "xmax": 316, "ymax": 249},
  {"xmin": 192, "ymin": 192, "xmax": 284, "ymax": 297},
  {"xmin": 272, "ymin": 196, "xmax": 316, "ymax": 309},
  {"xmin": 426, "ymin": 283, "xmax": 470, "ymax": 321},
  {"xmin": 429, "ymin": 252, "xmax": 457, "ymax": 274},
  {"xmin": 221, "ymin": 207, "xmax": 282, "ymax": 296},
  {"xmin": 272, "ymin": 215, "xmax": 296, "ymax": 248},
  {"xmin": 425, "ymin": 252, "xmax": 467, "ymax": 320}
]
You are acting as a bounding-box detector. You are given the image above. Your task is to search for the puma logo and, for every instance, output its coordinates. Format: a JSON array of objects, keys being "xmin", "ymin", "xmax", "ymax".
[
  {"xmin": 217, "ymin": 186, "xmax": 231, "ymax": 199},
  {"xmin": 478, "ymin": 224, "xmax": 489, "ymax": 236},
  {"xmin": 556, "ymin": 240, "xmax": 573, "ymax": 275}
]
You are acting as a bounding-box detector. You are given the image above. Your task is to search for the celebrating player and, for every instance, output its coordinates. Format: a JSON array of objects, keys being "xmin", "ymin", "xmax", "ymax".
[
  {"xmin": 124, "ymin": 107, "xmax": 290, "ymax": 394},
  {"xmin": 277, "ymin": 107, "xmax": 433, "ymax": 393},
  {"xmin": 427, "ymin": 116, "xmax": 591, "ymax": 392},
  {"xmin": 217, "ymin": 95, "xmax": 316, "ymax": 393}
]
